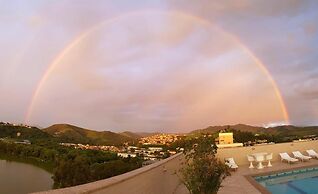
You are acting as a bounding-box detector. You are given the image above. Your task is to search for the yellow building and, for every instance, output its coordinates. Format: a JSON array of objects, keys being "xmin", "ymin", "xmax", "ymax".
[
  {"xmin": 216, "ymin": 132, "xmax": 243, "ymax": 148},
  {"xmin": 218, "ymin": 132, "xmax": 234, "ymax": 144}
]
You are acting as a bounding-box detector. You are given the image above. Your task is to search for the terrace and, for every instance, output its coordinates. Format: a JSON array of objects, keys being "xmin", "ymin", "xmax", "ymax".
[
  {"xmin": 34, "ymin": 140, "xmax": 318, "ymax": 194},
  {"xmin": 219, "ymin": 160, "xmax": 318, "ymax": 194},
  {"xmin": 217, "ymin": 140, "xmax": 318, "ymax": 194}
]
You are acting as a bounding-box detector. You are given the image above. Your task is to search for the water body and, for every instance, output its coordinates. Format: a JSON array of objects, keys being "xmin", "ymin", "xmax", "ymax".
[{"xmin": 0, "ymin": 160, "xmax": 53, "ymax": 194}]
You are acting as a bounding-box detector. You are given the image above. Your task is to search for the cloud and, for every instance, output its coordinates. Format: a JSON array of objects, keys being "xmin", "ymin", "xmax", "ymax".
[
  {"xmin": 26, "ymin": 12, "xmax": 289, "ymax": 131},
  {"xmin": 295, "ymin": 76, "xmax": 318, "ymax": 99},
  {"xmin": 170, "ymin": 0, "xmax": 311, "ymax": 20},
  {"xmin": 1, "ymin": 0, "xmax": 318, "ymax": 130},
  {"xmin": 304, "ymin": 22, "xmax": 318, "ymax": 36}
]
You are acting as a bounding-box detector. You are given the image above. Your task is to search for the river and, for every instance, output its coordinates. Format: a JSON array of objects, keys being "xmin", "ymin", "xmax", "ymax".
[{"xmin": 0, "ymin": 160, "xmax": 53, "ymax": 194}]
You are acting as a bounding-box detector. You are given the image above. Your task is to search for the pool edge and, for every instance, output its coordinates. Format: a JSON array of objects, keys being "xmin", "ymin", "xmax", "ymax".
[{"xmin": 244, "ymin": 163, "xmax": 318, "ymax": 194}]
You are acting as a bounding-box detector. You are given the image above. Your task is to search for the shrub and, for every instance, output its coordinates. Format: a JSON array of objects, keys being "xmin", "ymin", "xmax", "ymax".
[{"xmin": 181, "ymin": 137, "xmax": 230, "ymax": 194}]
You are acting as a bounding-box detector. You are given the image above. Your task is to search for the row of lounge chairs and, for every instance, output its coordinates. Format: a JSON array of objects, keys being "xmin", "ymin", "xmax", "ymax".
[
  {"xmin": 280, "ymin": 150, "xmax": 318, "ymax": 163},
  {"xmin": 224, "ymin": 149, "xmax": 318, "ymax": 170}
]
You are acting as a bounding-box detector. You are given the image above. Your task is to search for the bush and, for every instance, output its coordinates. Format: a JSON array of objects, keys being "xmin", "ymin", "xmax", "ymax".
[{"xmin": 181, "ymin": 137, "xmax": 230, "ymax": 194}]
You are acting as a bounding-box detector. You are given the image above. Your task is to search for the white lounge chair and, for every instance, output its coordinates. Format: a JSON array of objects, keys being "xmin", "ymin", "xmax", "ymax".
[
  {"xmin": 225, "ymin": 158, "xmax": 238, "ymax": 171},
  {"xmin": 292, "ymin": 151, "xmax": 311, "ymax": 162},
  {"xmin": 306, "ymin": 149, "xmax": 318, "ymax": 159},
  {"xmin": 279, "ymin": 153, "xmax": 299, "ymax": 164}
]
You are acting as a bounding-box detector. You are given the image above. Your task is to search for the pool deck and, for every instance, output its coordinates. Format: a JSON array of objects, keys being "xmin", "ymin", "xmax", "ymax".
[{"xmin": 218, "ymin": 159, "xmax": 318, "ymax": 194}]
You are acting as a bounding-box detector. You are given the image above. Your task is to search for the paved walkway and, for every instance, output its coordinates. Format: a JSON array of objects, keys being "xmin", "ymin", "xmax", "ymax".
[
  {"xmin": 92, "ymin": 155, "xmax": 189, "ymax": 194},
  {"xmin": 218, "ymin": 159, "xmax": 318, "ymax": 194},
  {"xmin": 34, "ymin": 153, "xmax": 189, "ymax": 194}
]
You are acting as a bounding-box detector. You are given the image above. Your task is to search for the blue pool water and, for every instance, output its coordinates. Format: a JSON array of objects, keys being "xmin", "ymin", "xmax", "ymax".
[{"xmin": 254, "ymin": 167, "xmax": 318, "ymax": 194}]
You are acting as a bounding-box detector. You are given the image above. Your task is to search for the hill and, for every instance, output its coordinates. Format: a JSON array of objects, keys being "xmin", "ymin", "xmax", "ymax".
[
  {"xmin": 191, "ymin": 124, "xmax": 318, "ymax": 137},
  {"xmin": 0, "ymin": 123, "xmax": 53, "ymax": 142},
  {"xmin": 192, "ymin": 124, "xmax": 265, "ymax": 134},
  {"xmin": 43, "ymin": 124, "xmax": 139, "ymax": 145},
  {"xmin": 3, "ymin": 121, "xmax": 318, "ymax": 146},
  {"xmin": 135, "ymin": 132, "xmax": 160, "ymax": 137},
  {"xmin": 119, "ymin": 131, "xmax": 143, "ymax": 139}
]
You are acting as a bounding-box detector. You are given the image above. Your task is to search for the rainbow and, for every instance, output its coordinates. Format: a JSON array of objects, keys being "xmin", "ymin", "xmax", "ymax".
[{"xmin": 24, "ymin": 10, "xmax": 289, "ymax": 124}]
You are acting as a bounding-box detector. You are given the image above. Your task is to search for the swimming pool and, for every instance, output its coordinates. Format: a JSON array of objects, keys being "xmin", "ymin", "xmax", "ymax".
[{"xmin": 254, "ymin": 166, "xmax": 318, "ymax": 194}]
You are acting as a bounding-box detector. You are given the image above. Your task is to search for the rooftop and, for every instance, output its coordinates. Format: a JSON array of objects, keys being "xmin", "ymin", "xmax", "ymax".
[
  {"xmin": 34, "ymin": 140, "xmax": 318, "ymax": 194},
  {"xmin": 219, "ymin": 159, "xmax": 318, "ymax": 194},
  {"xmin": 217, "ymin": 140, "xmax": 318, "ymax": 194}
]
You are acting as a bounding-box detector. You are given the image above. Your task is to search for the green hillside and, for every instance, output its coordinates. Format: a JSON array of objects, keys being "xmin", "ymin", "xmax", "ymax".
[
  {"xmin": 43, "ymin": 124, "xmax": 138, "ymax": 145},
  {"xmin": 191, "ymin": 124, "xmax": 318, "ymax": 138},
  {"xmin": 0, "ymin": 123, "xmax": 52, "ymax": 141},
  {"xmin": 2, "ymin": 122, "xmax": 317, "ymax": 146},
  {"xmin": 119, "ymin": 131, "xmax": 142, "ymax": 139},
  {"xmin": 269, "ymin": 125, "xmax": 318, "ymax": 137}
]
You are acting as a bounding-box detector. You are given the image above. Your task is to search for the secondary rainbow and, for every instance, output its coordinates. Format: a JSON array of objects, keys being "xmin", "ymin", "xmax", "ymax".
[{"xmin": 24, "ymin": 10, "xmax": 290, "ymax": 124}]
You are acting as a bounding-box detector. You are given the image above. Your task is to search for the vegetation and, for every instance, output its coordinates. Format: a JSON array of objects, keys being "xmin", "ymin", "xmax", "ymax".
[
  {"xmin": 181, "ymin": 137, "xmax": 230, "ymax": 194},
  {"xmin": 0, "ymin": 123, "xmax": 142, "ymax": 146},
  {"xmin": 192, "ymin": 124, "xmax": 318, "ymax": 139},
  {"xmin": 0, "ymin": 140, "xmax": 142, "ymax": 188},
  {"xmin": 0, "ymin": 124, "xmax": 53, "ymax": 143},
  {"xmin": 0, "ymin": 141, "xmax": 56, "ymax": 171},
  {"xmin": 43, "ymin": 124, "xmax": 139, "ymax": 145},
  {"xmin": 229, "ymin": 129, "xmax": 301, "ymax": 144},
  {"xmin": 2, "ymin": 122, "xmax": 318, "ymax": 190},
  {"xmin": 53, "ymin": 149, "xmax": 142, "ymax": 188},
  {"xmin": 0, "ymin": 123, "xmax": 144, "ymax": 189},
  {"xmin": 192, "ymin": 124, "xmax": 318, "ymax": 144}
]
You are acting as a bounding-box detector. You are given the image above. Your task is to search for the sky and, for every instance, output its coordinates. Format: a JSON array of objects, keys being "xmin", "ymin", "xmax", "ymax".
[{"xmin": 0, "ymin": 0, "xmax": 317, "ymax": 132}]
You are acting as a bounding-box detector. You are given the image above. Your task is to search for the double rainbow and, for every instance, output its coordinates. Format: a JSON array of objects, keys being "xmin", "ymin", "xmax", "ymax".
[{"xmin": 24, "ymin": 10, "xmax": 289, "ymax": 124}]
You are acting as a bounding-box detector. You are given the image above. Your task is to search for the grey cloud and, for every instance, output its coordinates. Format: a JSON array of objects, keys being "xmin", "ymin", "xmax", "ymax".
[
  {"xmin": 1, "ymin": 0, "xmax": 318, "ymax": 130},
  {"xmin": 295, "ymin": 76, "xmax": 318, "ymax": 99}
]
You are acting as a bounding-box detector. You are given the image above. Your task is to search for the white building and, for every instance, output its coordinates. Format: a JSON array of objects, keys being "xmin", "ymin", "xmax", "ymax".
[
  {"xmin": 118, "ymin": 153, "xmax": 137, "ymax": 158},
  {"xmin": 148, "ymin": 147, "xmax": 163, "ymax": 152}
]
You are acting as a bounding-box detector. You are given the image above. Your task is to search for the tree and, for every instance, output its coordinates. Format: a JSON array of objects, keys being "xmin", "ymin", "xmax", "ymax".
[{"xmin": 181, "ymin": 137, "xmax": 230, "ymax": 194}]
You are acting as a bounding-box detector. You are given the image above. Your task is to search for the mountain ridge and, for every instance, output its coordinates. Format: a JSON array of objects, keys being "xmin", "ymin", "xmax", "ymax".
[
  {"xmin": 2, "ymin": 122, "xmax": 318, "ymax": 145},
  {"xmin": 191, "ymin": 124, "xmax": 318, "ymax": 137},
  {"xmin": 42, "ymin": 124, "xmax": 142, "ymax": 145}
]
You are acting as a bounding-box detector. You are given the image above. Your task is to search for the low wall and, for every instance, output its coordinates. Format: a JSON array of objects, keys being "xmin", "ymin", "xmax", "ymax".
[
  {"xmin": 33, "ymin": 153, "xmax": 188, "ymax": 194},
  {"xmin": 216, "ymin": 140, "xmax": 318, "ymax": 165}
]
